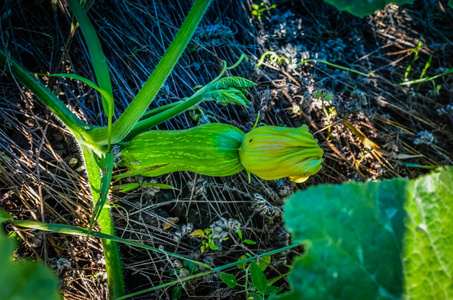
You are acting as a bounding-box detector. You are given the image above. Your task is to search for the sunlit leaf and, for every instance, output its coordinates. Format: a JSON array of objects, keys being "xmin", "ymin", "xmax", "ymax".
[
  {"xmin": 190, "ymin": 229, "xmax": 205, "ymax": 238},
  {"xmin": 163, "ymin": 217, "xmax": 179, "ymax": 230},
  {"xmin": 237, "ymin": 229, "xmax": 243, "ymax": 241},
  {"xmin": 207, "ymin": 89, "xmax": 248, "ymax": 106},
  {"xmin": 243, "ymin": 239, "xmax": 256, "ymax": 245},
  {"xmin": 237, "ymin": 254, "xmax": 248, "ymax": 269},
  {"xmin": 258, "ymin": 255, "xmax": 271, "ymax": 271},
  {"xmin": 0, "ymin": 211, "xmax": 14, "ymax": 224},
  {"xmin": 212, "ymin": 77, "xmax": 256, "ymax": 90},
  {"xmin": 273, "ymin": 167, "xmax": 453, "ymax": 299}
]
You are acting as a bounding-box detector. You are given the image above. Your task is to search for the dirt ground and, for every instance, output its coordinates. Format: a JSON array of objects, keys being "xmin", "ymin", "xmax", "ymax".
[{"xmin": 1, "ymin": 0, "xmax": 453, "ymax": 299}]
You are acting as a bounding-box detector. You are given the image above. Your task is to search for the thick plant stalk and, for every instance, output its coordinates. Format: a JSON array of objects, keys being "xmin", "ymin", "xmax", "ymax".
[{"xmin": 80, "ymin": 145, "xmax": 125, "ymax": 298}]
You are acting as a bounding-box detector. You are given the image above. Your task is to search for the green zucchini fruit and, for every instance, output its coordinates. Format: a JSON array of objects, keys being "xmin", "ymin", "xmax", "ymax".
[{"xmin": 118, "ymin": 123, "xmax": 245, "ymax": 178}]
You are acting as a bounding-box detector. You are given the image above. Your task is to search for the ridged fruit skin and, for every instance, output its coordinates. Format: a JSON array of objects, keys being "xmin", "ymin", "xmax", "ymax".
[
  {"xmin": 239, "ymin": 125, "xmax": 323, "ymax": 182},
  {"xmin": 119, "ymin": 123, "xmax": 245, "ymax": 177}
]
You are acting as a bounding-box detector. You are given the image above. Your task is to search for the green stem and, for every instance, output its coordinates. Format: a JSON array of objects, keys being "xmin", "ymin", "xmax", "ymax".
[
  {"xmin": 245, "ymin": 267, "xmax": 250, "ymax": 297},
  {"xmin": 212, "ymin": 243, "xmax": 299, "ymax": 271},
  {"xmin": 66, "ymin": 0, "xmax": 114, "ymax": 151},
  {"xmin": 297, "ymin": 58, "xmax": 372, "ymax": 77},
  {"xmin": 317, "ymin": 59, "xmax": 372, "ymax": 77},
  {"xmin": 211, "ymin": 53, "xmax": 247, "ymax": 82},
  {"xmin": 0, "ymin": 49, "xmax": 91, "ymax": 140},
  {"xmin": 114, "ymin": 243, "xmax": 300, "ymax": 300},
  {"xmin": 66, "ymin": 0, "xmax": 113, "ymax": 105},
  {"xmin": 124, "ymin": 54, "xmax": 248, "ymax": 139},
  {"xmin": 139, "ymin": 101, "xmax": 183, "ymax": 120},
  {"xmin": 9, "ymin": 219, "xmax": 211, "ymax": 270},
  {"xmin": 1, "ymin": 38, "xmax": 123, "ymax": 299},
  {"xmin": 88, "ymin": 0, "xmax": 212, "ymax": 145},
  {"xmin": 80, "ymin": 143, "xmax": 125, "ymax": 298},
  {"xmin": 113, "ymin": 271, "xmax": 214, "ymax": 300},
  {"xmin": 400, "ymin": 67, "xmax": 453, "ymax": 85},
  {"xmin": 125, "ymin": 93, "xmax": 205, "ymax": 139},
  {"xmin": 9, "ymin": 216, "xmax": 298, "ymax": 300}
]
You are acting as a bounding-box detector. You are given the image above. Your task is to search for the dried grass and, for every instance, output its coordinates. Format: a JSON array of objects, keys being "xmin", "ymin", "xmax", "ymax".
[{"xmin": 1, "ymin": 0, "xmax": 452, "ymax": 299}]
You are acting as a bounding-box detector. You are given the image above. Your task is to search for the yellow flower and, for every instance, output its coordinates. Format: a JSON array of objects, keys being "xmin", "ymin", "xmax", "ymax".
[{"xmin": 239, "ymin": 125, "xmax": 323, "ymax": 182}]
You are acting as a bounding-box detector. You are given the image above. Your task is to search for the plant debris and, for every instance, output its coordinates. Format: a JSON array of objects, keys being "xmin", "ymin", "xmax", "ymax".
[{"xmin": 1, "ymin": 0, "xmax": 452, "ymax": 299}]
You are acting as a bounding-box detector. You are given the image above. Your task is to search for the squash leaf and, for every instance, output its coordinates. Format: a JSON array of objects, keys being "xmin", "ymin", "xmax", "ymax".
[
  {"xmin": 0, "ymin": 214, "xmax": 62, "ymax": 300},
  {"xmin": 202, "ymin": 76, "xmax": 255, "ymax": 106},
  {"xmin": 323, "ymin": 0, "xmax": 414, "ymax": 18},
  {"xmin": 211, "ymin": 77, "xmax": 256, "ymax": 90},
  {"xmin": 272, "ymin": 167, "xmax": 453, "ymax": 299}
]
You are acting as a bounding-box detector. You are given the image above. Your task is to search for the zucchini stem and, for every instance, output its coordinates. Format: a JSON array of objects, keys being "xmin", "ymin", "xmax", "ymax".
[{"xmin": 87, "ymin": 0, "xmax": 212, "ymax": 146}]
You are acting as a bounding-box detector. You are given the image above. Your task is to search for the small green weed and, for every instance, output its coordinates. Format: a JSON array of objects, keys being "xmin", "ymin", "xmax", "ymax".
[
  {"xmin": 402, "ymin": 41, "xmax": 442, "ymax": 94},
  {"xmin": 190, "ymin": 228, "xmax": 227, "ymax": 254},
  {"xmin": 404, "ymin": 41, "xmax": 422, "ymax": 79},
  {"xmin": 219, "ymin": 255, "xmax": 282, "ymax": 299},
  {"xmin": 169, "ymin": 260, "xmax": 199, "ymax": 299},
  {"xmin": 237, "ymin": 228, "xmax": 256, "ymax": 246},
  {"xmin": 256, "ymin": 51, "xmax": 290, "ymax": 67},
  {"xmin": 256, "ymin": 51, "xmax": 373, "ymax": 77},
  {"xmin": 313, "ymin": 89, "xmax": 336, "ymax": 140},
  {"xmin": 251, "ymin": 2, "xmax": 277, "ymax": 20}
]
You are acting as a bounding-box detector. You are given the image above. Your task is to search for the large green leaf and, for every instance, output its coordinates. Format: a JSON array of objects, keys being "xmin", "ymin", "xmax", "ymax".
[
  {"xmin": 273, "ymin": 167, "xmax": 453, "ymax": 299},
  {"xmin": 323, "ymin": 0, "xmax": 414, "ymax": 18},
  {"xmin": 0, "ymin": 214, "xmax": 61, "ymax": 300},
  {"xmin": 403, "ymin": 168, "xmax": 453, "ymax": 298}
]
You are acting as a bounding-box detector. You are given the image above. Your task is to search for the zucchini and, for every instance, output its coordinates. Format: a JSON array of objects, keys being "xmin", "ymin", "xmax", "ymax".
[{"xmin": 118, "ymin": 123, "xmax": 245, "ymax": 177}]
